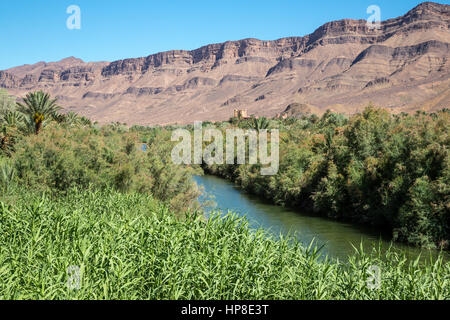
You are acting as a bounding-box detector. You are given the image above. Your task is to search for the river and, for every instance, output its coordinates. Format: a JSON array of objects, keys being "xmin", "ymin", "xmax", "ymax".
[{"xmin": 194, "ymin": 175, "xmax": 449, "ymax": 262}]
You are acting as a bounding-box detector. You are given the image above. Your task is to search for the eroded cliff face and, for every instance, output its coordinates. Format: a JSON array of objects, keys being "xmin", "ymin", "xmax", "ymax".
[{"xmin": 1, "ymin": 2, "xmax": 449, "ymax": 125}]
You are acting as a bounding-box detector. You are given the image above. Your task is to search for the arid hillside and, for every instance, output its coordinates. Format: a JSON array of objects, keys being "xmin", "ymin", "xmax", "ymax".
[{"xmin": 1, "ymin": 1, "xmax": 449, "ymax": 125}]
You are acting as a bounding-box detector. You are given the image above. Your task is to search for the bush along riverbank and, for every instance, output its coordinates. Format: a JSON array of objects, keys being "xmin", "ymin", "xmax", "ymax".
[
  {"xmin": 0, "ymin": 90, "xmax": 201, "ymax": 213},
  {"xmin": 204, "ymin": 107, "xmax": 450, "ymax": 250}
]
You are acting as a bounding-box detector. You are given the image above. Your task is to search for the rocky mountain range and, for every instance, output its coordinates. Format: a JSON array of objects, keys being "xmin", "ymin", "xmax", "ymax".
[{"xmin": 1, "ymin": 1, "xmax": 449, "ymax": 125}]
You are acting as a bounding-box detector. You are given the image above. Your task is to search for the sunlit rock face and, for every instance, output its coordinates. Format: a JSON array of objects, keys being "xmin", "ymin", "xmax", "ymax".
[{"xmin": 1, "ymin": 2, "xmax": 449, "ymax": 125}]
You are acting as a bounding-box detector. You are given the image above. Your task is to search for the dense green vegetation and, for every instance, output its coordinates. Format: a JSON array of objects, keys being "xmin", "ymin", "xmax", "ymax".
[
  {"xmin": 0, "ymin": 188, "xmax": 448, "ymax": 299},
  {"xmin": 0, "ymin": 89, "xmax": 449, "ymax": 299},
  {"xmin": 206, "ymin": 108, "xmax": 450, "ymax": 249},
  {"xmin": 0, "ymin": 90, "xmax": 200, "ymax": 212}
]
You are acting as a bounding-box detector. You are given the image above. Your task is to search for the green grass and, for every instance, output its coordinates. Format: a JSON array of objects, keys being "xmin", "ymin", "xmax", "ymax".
[{"xmin": 0, "ymin": 188, "xmax": 448, "ymax": 300}]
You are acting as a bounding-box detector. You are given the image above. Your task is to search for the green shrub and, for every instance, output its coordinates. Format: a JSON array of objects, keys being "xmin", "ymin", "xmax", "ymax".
[
  {"xmin": 10, "ymin": 124, "xmax": 200, "ymax": 212},
  {"xmin": 204, "ymin": 107, "xmax": 450, "ymax": 249}
]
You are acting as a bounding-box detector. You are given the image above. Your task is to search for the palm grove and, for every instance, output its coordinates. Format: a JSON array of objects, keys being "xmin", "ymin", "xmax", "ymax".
[{"xmin": 0, "ymin": 89, "xmax": 448, "ymax": 299}]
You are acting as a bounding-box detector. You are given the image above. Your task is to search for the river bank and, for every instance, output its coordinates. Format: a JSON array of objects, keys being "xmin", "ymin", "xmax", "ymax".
[
  {"xmin": 195, "ymin": 174, "xmax": 450, "ymax": 263},
  {"xmin": 201, "ymin": 108, "xmax": 450, "ymax": 250}
]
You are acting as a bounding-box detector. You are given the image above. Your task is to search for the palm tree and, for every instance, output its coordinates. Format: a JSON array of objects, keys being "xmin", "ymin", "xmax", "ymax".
[
  {"xmin": 0, "ymin": 111, "xmax": 24, "ymax": 154},
  {"xmin": 2, "ymin": 110, "xmax": 24, "ymax": 127},
  {"xmin": 251, "ymin": 117, "xmax": 270, "ymax": 132},
  {"xmin": 17, "ymin": 91, "xmax": 61, "ymax": 134},
  {"xmin": 80, "ymin": 116, "xmax": 92, "ymax": 126},
  {"xmin": 65, "ymin": 112, "xmax": 81, "ymax": 126},
  {"xmin": 52, "ymin": 112, "xmax": 67, "ymax": 124}
]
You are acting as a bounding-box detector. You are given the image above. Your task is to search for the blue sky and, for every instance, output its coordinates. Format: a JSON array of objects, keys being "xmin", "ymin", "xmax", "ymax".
[{"xmin": 1, "ymin": 0, "xmax": 447, "ymax": 69}]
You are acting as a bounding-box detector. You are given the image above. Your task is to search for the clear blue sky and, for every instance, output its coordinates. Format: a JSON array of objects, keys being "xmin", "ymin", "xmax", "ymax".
[{"xmin": 1, "ymin": 0, "xmax": 447, "ymax": 70}]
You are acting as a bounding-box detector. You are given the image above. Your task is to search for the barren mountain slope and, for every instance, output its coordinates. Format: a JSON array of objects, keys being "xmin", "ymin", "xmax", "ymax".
[{"xmin": 1, "ymin": 2, "xmax": 449, "ymax": 125}]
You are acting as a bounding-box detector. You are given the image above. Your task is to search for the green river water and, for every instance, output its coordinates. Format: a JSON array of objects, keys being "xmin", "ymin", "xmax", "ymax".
[{"xmin": 194, "ymin": 175, "xmax": 449, "ymax": 262}]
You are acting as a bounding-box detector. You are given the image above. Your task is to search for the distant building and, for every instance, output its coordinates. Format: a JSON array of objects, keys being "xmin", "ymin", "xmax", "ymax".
[{"xmin": 234, "ymin": 109, "xmax": 250, "ymax": 119}]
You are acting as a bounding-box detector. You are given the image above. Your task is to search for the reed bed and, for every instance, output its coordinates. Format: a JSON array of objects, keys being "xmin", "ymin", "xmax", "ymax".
[{"xmin": 0, "ymin": 188, "xmax": 448, "ymax": 300}]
